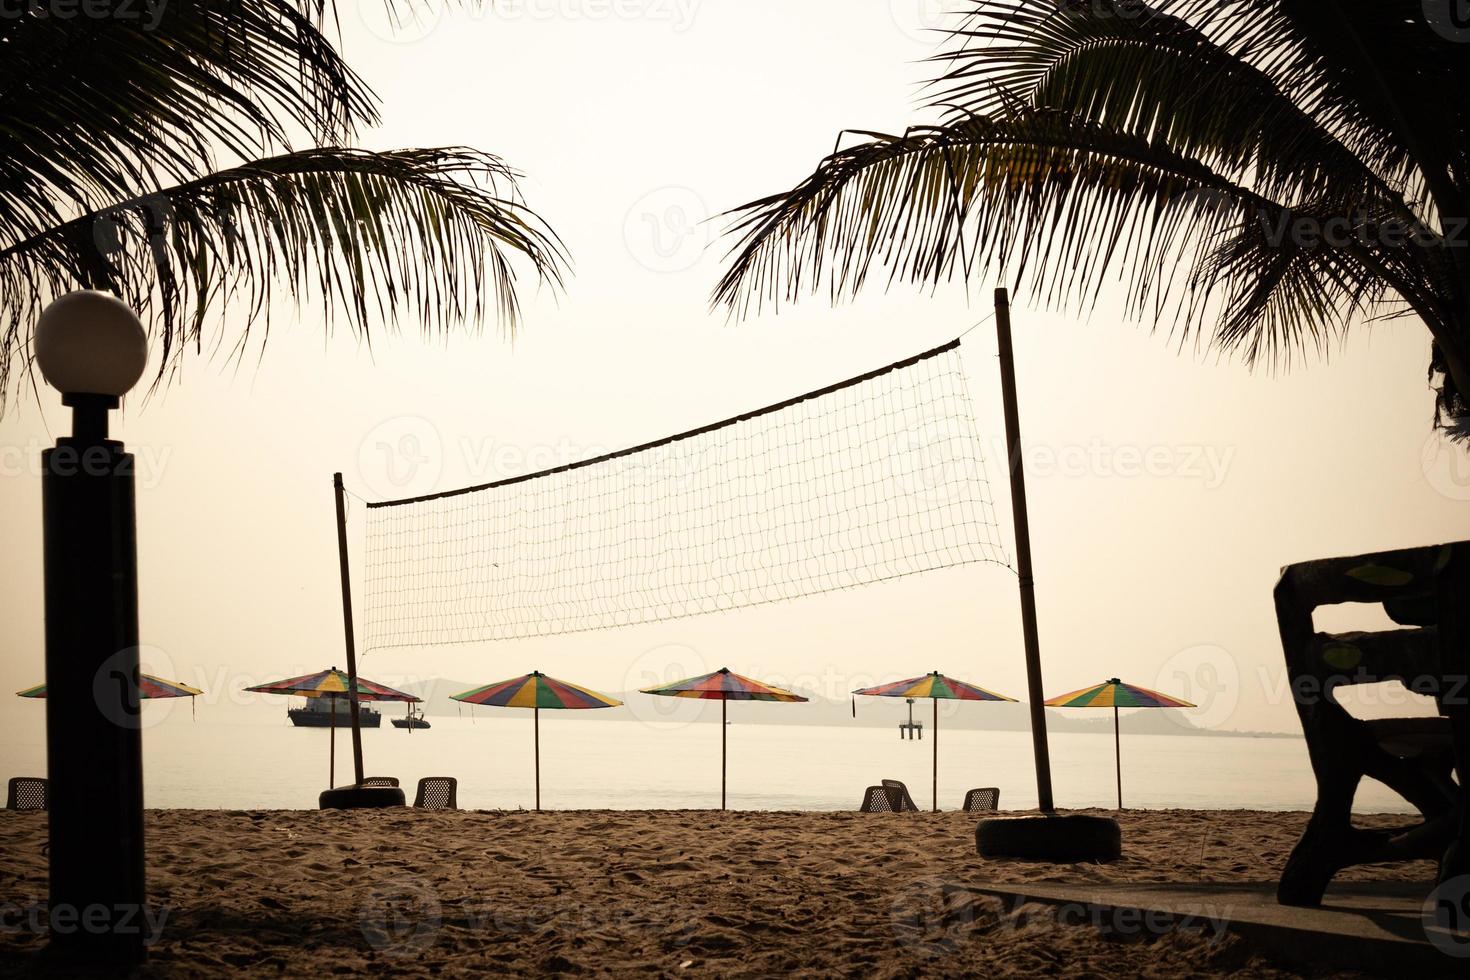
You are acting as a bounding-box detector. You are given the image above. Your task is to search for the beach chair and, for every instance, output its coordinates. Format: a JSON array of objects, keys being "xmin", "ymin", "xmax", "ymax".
[
  {"xmin": 858, "ymin": 780, "xmax": 919, "ymax": 812},
  {"xmin": 361, "ymin": 776, "xmax": 400, "ymax": 788},
  {"xmin": 962, "ymin": 787, "xmax": 1000, "ymax": 812},
  {"xmin": 881, "ymin": 779, "xmax": 921, "ymax": 811},
  {"xmin": 413, "ymin": 777, "xmax": 458, "ymax": 810},
  {"xmin": 6, "ymin": 777, "xmax": 47, "ymax": 811},
  {"xmin": 1274, "ymin": 539, "xmax": 1470, "ymax": 907}
]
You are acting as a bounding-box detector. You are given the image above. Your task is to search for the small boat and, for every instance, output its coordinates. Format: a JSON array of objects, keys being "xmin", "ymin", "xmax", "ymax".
[
  {"xmin": 287, "ymin": 696, "xmax": 381, "ymax": 728},
  {"xmin": 392, "ymin": 704, "xmax": 431, "ymax": 730}
]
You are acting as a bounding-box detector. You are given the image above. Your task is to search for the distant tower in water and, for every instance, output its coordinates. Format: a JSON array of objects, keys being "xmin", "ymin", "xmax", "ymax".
[{"xmin": 900, "ymin": 697, "xmax": 923, "ymax": 740}]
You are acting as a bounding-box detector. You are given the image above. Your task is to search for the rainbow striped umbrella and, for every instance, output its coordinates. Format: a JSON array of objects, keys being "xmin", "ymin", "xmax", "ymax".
[
  {"xmin": 640, "ymin": 668, "xmax": 808, "ymax": 810},
  {"xmin": 18, "ymin": 673, "xmax": 204, "ymax": 721},
  {"xmin": 17, "ymin": 674, "xmax": 203, "ymax": 700},
  {"xmin": 853, "ymin": 671, "xmax": 1017, "ymax": 812},
  {"xmin": 245, "ymin": 668, "xmax": 420, "ymax": 787},
  {"xmin": 452, "ymin": 672, "xmax": 622, "ymax": 811},
  {"xmin": 1045, "ymin": 678, "xmax": 1195, "ymax": 809}
]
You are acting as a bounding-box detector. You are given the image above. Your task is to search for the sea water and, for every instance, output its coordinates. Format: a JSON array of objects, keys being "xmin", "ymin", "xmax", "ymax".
[{"xmin": 0, "ymin": 699, "xmax": 1415, "ymax": 813}]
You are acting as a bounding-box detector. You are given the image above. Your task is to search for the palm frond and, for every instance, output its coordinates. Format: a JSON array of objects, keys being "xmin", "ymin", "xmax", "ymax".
[
  {"xmin": 717, "ymin": 112, "xmax": 1243, "ymax": 316},
  {"xmin": 0, "ymin": 1, "xmax": 376, "ymax": 246},
  {"xmin": 0, "ymin": 147, "xmax": 567, "ymax": 401},
  {"xmin": 932, "ymin": 0, "xmax": 1401, "ymax": 210},
  {"xmin": 716, "ymin": 108, "xmax": 1458, "ymax": 367},
  {"xmin": 717, "ymin": 0, "xmax": 1470, "ymax": 422}
]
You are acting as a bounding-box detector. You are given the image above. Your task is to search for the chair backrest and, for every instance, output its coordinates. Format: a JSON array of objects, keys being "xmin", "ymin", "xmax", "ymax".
[
  {"xmin": 362, "ymin": 776, "xmax": 399, "ymax": 788},
  {"xmin": 880, "ymin": 779, "xmax": 920, "ymax": 812},
  {"xmin": 962, "ymin": 787, "xmax": 1000, "ymax": 812},
  {"xmin": 6, "ymin": 777, "xmax": 47, "ymax": 811},
  {"xmin": 859, "ymin": 785, "xmax": 906, "ymax": 812},
  {"xmin": 413, "ymin": 777, "xmax": 458, "ymax": 810}
]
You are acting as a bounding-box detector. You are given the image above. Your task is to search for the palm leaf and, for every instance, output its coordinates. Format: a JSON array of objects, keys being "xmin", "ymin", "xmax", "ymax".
[
  {"xmin": 716, "ymin": 0, "xmax": 1470, "ymax": 422},
  {"xmin": 0, "ymin": 147, "xmax": 567, "ymax": 399},
  {"xmin": 0, "ymin": 1, "xmax": 377, "ymax": 243}
]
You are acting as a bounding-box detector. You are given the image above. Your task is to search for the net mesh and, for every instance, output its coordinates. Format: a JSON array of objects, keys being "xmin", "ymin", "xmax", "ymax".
[{"xmin": 362, "ymin": 340, "xmax": 1009, "ymax": 648}]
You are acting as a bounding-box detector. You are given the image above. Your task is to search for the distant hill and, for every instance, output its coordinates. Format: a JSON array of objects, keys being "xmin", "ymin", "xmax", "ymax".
[{"xmin": 399, "ymin": 678, "xmax": 1294, "ymax": 739}]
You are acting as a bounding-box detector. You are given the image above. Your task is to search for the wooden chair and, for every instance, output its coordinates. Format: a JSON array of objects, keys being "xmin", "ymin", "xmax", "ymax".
[
  {"xmin": 962, "ymin": 787, "xmax": 1000, "ymax": 812},
  {"xmin": 6, "ymin": 777, "xmax": 47, "ymax": 811},
  {"xmin": 413, "ymin": 777, "xmax": 458, "ymax": 810},
  {"xmin": 1274, "ymin": 540, "xmax": 1470, "ymax": 907}
]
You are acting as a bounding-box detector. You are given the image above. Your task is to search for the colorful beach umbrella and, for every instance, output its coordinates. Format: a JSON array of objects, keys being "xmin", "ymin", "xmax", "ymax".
[
  {"xmin": 244, "ymin": 668, "xmax": 420, "ymax": 787},
  {"xmin": 640, "ymin": 667, "xmax": 808, "ymax": 810},
  {"xmin": 853, "ymin": 671, "xmax": 1017, "ymax": 812},
  {"xmin": 1045, "ymin": 678, "xmax": 1195, "ymax": 809},
  {"xmin": 451, "ymin": 671, "xmax": 622, "ymax": 811},
  {"xmin": 18, "ymin": 674, "xmax": 204, "ymax": 719},
  {"xmin": 17, "ymin": 674, "xmax": 203, "ymax": 700}
]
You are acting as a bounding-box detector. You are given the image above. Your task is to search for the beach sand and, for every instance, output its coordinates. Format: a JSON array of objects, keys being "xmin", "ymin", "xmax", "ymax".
[{"xmin": 0, "ymin": 809, "xmax": 1433, "ymax": 977}]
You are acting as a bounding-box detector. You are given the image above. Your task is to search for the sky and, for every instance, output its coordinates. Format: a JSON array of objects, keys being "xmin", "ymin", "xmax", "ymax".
[{"xmin": 2, "ymin": 0, "xmax": 1468, "ymax": 738}]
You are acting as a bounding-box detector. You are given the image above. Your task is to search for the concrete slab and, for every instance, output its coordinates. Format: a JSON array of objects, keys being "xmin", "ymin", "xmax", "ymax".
[{"xmin": 962, "ymin": 880, "xmax": 1468, "ymax": 976}]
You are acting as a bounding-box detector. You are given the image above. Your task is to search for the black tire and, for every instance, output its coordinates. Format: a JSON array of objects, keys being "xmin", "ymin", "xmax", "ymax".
[
  {"xmin": 318, "ymin": 785, "xmax": 406, "ymax": 810},
  {"xmin": 976, "ymin": 814, "xmax": 1121, "ymax": 863}
]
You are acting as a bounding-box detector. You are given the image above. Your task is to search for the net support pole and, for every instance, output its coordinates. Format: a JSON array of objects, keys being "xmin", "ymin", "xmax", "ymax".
[
  {"xmin": 333, "ymin": 473, "xmax": 365, "ymax": 786},
  {"xmin": 994, "ymin": 288, "xmax": 1055, "ymax": 813}
]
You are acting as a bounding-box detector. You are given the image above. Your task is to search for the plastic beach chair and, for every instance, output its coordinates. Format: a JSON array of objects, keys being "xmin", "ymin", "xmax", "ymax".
[
  {"xmin": 413, "ymin": 777, "xmax": 458, "ymax": 810},
  {"xmin": 859, "ymin": 780, "xmax": 919, "ymax": 812},
  {"xmin": 362, "ymin": 776, "xmax": 400, "ymax": 788},
  {"xmin": 962, "ymin": 787, "xmax": 1000, "ymax": 812},
  {"xmin": 6, "ymin": 777, "xmax": 47, "ymax": 811},
  {"xmin": 881, "ymin": 779, "xmax": 921, "ymax": 811}
]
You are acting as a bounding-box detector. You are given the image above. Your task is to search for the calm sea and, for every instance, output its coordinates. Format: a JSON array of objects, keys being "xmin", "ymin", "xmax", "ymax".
[{"xmin": 0, "ymin": 700, "xmax": 1414, "ymax": 813}]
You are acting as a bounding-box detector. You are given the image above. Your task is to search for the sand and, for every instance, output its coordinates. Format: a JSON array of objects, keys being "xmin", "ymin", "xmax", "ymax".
[{"xmin": 0, "ymin": 809, "xmax": 1434, "ymax": 977}]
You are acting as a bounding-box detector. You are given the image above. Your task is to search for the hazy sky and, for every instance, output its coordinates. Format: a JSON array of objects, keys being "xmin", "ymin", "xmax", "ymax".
[{"xmin": 2, "ymin": 1, "xmax": 1467, "ymax": 736}]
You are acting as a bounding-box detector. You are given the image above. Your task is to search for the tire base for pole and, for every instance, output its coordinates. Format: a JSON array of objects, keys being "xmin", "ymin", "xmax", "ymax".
[
  {"xmin": 318, "ymin": 785, "xmax": 405, "ymax": 810},
  {"xmin": 976, "ymin": 814, "xmax": 1121, "ymax": 863}
]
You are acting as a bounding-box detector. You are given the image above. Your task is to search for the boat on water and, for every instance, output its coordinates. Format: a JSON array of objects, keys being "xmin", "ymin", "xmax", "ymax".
[
  {"xmin": 287, "ymin": 696, "xmax": 381, "ymax": 728},
  {"xmin": 392, "ymin": 704, "xmax": 431, "ymax": 730}
]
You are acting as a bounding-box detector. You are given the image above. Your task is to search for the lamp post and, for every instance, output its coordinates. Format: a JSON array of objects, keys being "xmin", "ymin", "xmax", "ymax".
[{"xmin": 36, "ymin": 290, "xmax": 149, "ymax": 964}]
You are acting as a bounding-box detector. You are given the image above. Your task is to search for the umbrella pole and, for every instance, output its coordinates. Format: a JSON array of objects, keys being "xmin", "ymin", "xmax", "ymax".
[
  {"xmin": 932, "ymin": 699, "xmax": 938, "ymax": 813},
  {"xmin": 534, "ymin": 705, "xmax": 541, "ymax": 812},
  {"xmin": 1114, "ymin": 705, "xmax": 1122, "ymax": 810},
  {"xmin": 329, "ymin": 701, "xmax": 336, "ymax": 788},
  {"xmin": 721, "ymin": 699, "xmax": 727, "ymax": 811}
]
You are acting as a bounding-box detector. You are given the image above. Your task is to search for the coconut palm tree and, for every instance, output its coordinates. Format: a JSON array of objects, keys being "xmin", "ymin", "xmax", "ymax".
[
  {"xmin": 0, "ymin": 1, "xmax": 565, "ymax": 406},
  {"xmin": 715, "ymin": 0, "xmax": 1470, "ymax": 427}
]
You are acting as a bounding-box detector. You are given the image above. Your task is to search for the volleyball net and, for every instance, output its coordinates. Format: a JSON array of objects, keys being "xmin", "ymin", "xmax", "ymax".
[{"xmin": 360, "ymin": 338, "xmax": 1009, "ymax": 649}]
